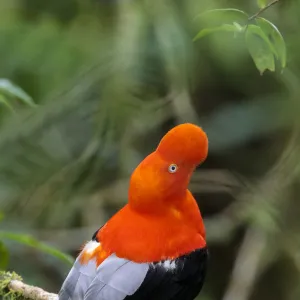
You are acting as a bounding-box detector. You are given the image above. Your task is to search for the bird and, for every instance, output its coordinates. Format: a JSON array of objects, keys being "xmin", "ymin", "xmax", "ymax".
[{"xmin": 58, "ymin": 123, "xmax": 209, "ymax": 300}]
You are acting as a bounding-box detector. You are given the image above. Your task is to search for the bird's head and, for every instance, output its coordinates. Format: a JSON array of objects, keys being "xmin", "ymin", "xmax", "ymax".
[{"xmin": 128, "ymin": 123, "xmax": 208, "ymax": 213}]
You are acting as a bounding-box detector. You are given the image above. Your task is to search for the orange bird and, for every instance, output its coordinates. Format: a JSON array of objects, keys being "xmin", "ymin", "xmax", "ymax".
[{"xmin": 59, "ymin": 123, "xmax": 209, "ymax": 300}]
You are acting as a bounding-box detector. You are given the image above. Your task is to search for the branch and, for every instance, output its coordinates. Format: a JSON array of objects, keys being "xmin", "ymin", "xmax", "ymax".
[
  {"xmin": 222, "ymin": 228, "xmax": 267, "ymax": 300},
  {"xmin": 0, "ymin": 272, "xmax": 58, "ymax": 300},
  {"xmin": 248, "ymin": 0, "xmax": 280, "ymax": 21},
  {"xmin": 9, "ymin": 281, "xmax": 58, "ymax": 300}
]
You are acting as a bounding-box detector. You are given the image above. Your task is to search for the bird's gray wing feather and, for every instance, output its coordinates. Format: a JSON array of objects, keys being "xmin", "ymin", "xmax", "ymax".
[
  {"xmin": 59, "ymin": 256, "xmax": 97, "ymax": 300},
  {"xmin": 84, "ymin": 254, "xmax": 149, "ymax": 300}
]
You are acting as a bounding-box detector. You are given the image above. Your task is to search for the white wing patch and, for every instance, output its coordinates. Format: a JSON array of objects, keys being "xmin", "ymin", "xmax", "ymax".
[
  {"xmin": 162, "ymin": 260, "xmax": 177, "ymax": 270},
  {"xmin": 83, "ymin": 240, "xmax": 100, "ymax": 254},
  {"xmin": 153, "ymin": 259, "xmax": 177, "ymax": 271}
]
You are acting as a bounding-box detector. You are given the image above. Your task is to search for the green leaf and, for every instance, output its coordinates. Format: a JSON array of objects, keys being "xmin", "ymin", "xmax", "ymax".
[
  {"xmin": 0, "ymin": 95, "xmax": 15, "ymax": 114},
  {"xmin": 233, "ymin": 22, "xmax": 244, "ymax": 31},
  {"xmin": 256, "ymin": 17, "xmax": 287, "ymax": 68},
  {"xmin": 0, "ymin": 232, "xmax": 74, "ymax": 265},
  {"xmin": 193, "ymin": 24, "xmax": 241, "ymax": 41},
  {"xmin": 257, "ymin": 0, "xmax": 268, "ymax": 8},
  {"xmin": 0, "ymin": 79, "xmax": 36, "ymax": 107},
  {"xmin": 195, "ymin": 8, "xmax": 249, "ymax": 27},
  {"xmin": 246, "ymin": 25, "xmax": 278, "ymax": 57},
  {"xmin": 0, "ymin": 242, "xmax": 9, "ymax": 270},
  {"xmin": 246, "ymin": 25, "xmax": 275, "ymax": 74}
]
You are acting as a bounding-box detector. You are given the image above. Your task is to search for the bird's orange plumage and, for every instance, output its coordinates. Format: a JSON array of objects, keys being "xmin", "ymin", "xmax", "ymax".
[{"xmin": 83, "ymin": 123, "xmax": 208, "ymax": 265}]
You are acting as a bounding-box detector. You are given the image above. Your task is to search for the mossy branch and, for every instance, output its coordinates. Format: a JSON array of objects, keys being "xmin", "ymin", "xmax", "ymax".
[{"xmin": 0, "ymin": 272, "xmax": 58, "ymax": 300}]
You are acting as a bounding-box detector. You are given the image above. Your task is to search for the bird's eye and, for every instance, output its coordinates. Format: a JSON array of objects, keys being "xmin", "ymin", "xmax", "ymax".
[{"xmin": 168, "ymin": 163, "xmax": 178, "ymax": 173}]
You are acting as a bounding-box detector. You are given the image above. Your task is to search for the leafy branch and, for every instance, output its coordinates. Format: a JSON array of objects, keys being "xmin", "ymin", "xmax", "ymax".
[
  {"xmin": 194, "ymin": 0, "xmax": 285, "ymax": 75},
  {"xmin": 249, "ymin": 0, "xmax": 280, "ymax": 21}
]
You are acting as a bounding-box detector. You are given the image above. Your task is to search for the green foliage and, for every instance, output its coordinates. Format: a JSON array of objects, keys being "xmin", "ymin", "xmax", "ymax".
[
  {"xmin": 246, "ymin": 24, "xmax": 276, "ymax": 74},
  {"xmin": 0, "ymin": 79, "xmax": 35, "ymax": 108},
  {"xmin": 257, "ymin": 0, "xmax": 268, "ymax": 8},
  {"xmin": 0, "ymin": 79, "xmax": 36, "ymax": 126},
  {"xmin": 0, "ymin": 271, "xmax": 23, "ymax": 300},
  {"xmin": 256, "ymin": 17, "xmax": 286, "ymax": 68},
  {"xmin": 194, "ymin": 5, "xmax": 286, "ymax": 74},
  {"xmin": 195, "ymin": 8, "xmax": 249, "ymax": 26},
  {"xmin": 0, "ymin": 232, "xmax": 74, "ymax": 266},
  {"xmin": 0, "ymin": 95, "xmax": 15, "ymax": 115},
  {"xmin": 0, "ymin": 152, "xmax": 73, "ymax": 269},
  {"xmin": 0, "ymin": 242, "xmax": 9, "ymax": 270},
  {"xmin": 193, "ymin": 24, "xmax": 241, "ymax": 40}
]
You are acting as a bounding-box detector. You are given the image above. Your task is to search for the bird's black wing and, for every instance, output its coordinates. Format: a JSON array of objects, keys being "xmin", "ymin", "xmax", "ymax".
[{"xmin": 125, "ymin": 247, "xmax": 208, "ymax": 300}]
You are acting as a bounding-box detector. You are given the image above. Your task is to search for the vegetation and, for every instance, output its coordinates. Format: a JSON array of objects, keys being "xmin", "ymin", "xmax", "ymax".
[{"xmin": 0, "ymin": 0, "xmax": 300, "ymax": 299}]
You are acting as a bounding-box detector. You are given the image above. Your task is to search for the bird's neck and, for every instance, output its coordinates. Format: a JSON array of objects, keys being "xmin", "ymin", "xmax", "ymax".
[{"xmin": 99, "ymin": 190, "xmax": 206, "ymax": 263}]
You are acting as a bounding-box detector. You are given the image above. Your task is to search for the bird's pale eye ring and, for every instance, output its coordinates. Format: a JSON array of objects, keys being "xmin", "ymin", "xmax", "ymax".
[{"xmin": 168, "ymin": 163, "xmax": 178, "ymax": 173}]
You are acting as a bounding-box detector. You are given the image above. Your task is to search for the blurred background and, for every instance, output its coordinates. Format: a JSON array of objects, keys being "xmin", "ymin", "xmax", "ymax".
[{"xmin": 0, "ymin": 0, "xmax": 300, "ymax": 300}]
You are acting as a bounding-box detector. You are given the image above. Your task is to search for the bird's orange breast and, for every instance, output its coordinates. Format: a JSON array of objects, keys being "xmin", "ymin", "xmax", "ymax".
[{"xmin": 98, "ymin": 191, "xmax": 206, "ymax": 263}]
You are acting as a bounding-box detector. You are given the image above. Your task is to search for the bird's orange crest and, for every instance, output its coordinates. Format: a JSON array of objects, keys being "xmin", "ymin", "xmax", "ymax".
[{"xmin": 157, "ymin": 123, "xmax": 208, "ymax": 165}]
